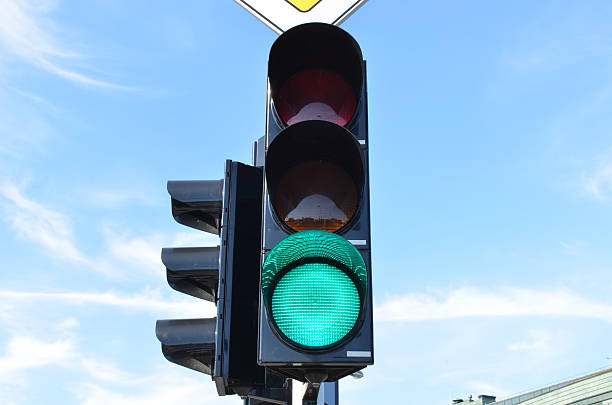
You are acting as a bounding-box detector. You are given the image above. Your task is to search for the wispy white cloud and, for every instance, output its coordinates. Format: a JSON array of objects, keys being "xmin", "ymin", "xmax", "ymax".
[
  {"xmin": 507, "ymin": 329, "xmax": 554, "ymax": 353},
  {"xmin": 0, "ymin": 332, "xmax": 230, "ymax": 405},
  {"xmin": 0, "ymin": 180, "xmax": 220, "ymax": 279},
  {"xmin": 582, "ymin": 163, "xmax": 612, "ymax": 201},
  {"xmin": 0, "ymin": 180, "xmax": 89, "ymax": 264},
  {"xmin": 103, "ymin": 226, "xmax": 219, "ymax": 277},
  {"xmin": 0, "ymin": 89, "xmax": 57, "ymax": 159},
  {"xmin": 78, "ymin": 358, "xmax": 135, "ymax": 384},
  {"xmin": 559, "ymin": 240, "xmax": 585, "ymax": 256},
  {"xmin": 0, "ymin": 335, "xmax": 73, "ymax": 374},
  {"xmin": 0, "ymin": 289, "xmax": 216, "ymax": 319},
  {"xmin": 375, "ymin": 286, "xmax": 612, "ymax": 323},
  {"xmin": 87, "ymin": 189, "xmax": 150, "ymax": 208},
  {"xmin": 72, "ymin": 369, "xmax": 231, "ymax": 405},
  {"xmin": 104, "ymin": 228, "xmax": 165, "ymax": 276},
  {"xmin": 56, "ymin": 318, "xmax": 79, "ymax": 330},
  {"xmin": 0, "ymin": 333, "xmax": 137, "ymax": 402},
  {"xmin": 170, "ymin": 229, "xmax": 220, "ymax": 247},
  {"xmin": 0, "ymin": 0, "xmax": 129, "ymax": 89}
]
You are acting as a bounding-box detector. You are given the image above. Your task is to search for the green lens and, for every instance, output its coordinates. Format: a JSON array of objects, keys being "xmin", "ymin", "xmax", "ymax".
[
  {"xmin": 262, "ymin": 230, "xmax": 367, "ymax": 349},
  {"xmin": 271, "ymin": 262, "xmax": 360, "ymax": 347}
]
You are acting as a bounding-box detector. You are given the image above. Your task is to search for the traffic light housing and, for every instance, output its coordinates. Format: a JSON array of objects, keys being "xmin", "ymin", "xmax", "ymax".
[
  {"xmin": 156, "ymin": 161, "xmax": 266, "ymax": 396},
  {"xmin": 257, "ymin": 22, "xmax": 373, "ymax": 383}
]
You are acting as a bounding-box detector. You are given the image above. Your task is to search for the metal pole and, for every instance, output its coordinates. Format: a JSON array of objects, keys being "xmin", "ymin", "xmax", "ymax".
[
  {"xmin": 292, "ymin": 379, "xmax": 340, "ymax": 405},
  {"xmin": 321, "ymin": 381, "xmax": 338, "ymax": 405}
]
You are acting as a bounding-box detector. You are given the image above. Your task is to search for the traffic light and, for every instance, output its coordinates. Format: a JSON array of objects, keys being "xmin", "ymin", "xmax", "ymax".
[
  {"xmin": 257, "ymin": 22, "xmax": 373, "ymax": 384},
  {"xmin": 156, "ymin": 161, "xmax": 266, "ymax": 397}
]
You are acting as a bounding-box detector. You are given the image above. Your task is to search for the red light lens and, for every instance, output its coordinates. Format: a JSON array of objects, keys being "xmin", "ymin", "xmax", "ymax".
[{"xmin": 276, "ymin": 68, "xmax": 357, "ymax": 127}]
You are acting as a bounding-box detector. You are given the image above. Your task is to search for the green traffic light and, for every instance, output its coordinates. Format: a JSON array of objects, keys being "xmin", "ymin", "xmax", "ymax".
[{"xmin": 262, "ymin": 230, "xmax": 367, "ymax": 349}]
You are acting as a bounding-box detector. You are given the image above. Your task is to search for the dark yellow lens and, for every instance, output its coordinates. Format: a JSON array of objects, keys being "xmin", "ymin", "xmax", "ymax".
[{"xmin": 274, "ymin": 161, "xmax": 358, "ymax": 232}]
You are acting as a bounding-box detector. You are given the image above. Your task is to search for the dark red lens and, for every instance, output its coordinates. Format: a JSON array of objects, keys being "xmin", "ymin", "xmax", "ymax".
[{"xmin": 276, "ymin": 68, "xmax": 357, "ymax": 127}]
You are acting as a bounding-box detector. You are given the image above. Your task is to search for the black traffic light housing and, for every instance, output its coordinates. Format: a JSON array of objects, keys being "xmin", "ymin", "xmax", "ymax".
[
  {"xmin": 156, "ymin": 21, "xmax": 374, "ymax": 401},
  {"xmin": 156, "ymin": 161, "xmax": 266, "ymax": 397},
  {"xmin": 257, "ymin": 23, "xmax": 373, "ymax": 383}
]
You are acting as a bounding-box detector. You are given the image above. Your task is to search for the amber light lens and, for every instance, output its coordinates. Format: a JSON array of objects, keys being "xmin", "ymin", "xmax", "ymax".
[
  {"xmin": 274, "ymin": 160, "xmax": 358, "ymax": 232},
  {"xmin": 266, "ymin": 121, "xmax": 365, "ymax": 234},
  {"xmin": 276, "ymin": 68, "xmax": 357, "ymax": 127}
]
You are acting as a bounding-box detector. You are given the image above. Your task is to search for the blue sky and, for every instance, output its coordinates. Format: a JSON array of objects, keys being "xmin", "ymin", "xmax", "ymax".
[{"xmin": 1, "ymin": 1, "xmax": 612, "ymax": 404}]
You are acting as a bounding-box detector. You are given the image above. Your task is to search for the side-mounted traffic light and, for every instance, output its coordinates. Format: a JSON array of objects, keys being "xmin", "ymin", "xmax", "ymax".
[
  {"xmin": 257, "ymin": 22, "xmax": 373, "ymax": 384},
  {"xmin": 156, "ymin": 161, "xmax": 265, "ymax": 397}
]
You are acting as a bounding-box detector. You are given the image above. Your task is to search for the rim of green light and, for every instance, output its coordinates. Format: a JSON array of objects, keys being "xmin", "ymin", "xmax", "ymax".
[{"xmin": 262, "ymin": 230, "xmax": 367, "ymax": 350}]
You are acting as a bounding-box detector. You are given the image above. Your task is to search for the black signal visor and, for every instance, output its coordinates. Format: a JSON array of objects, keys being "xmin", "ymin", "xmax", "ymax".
[
  {"xmin": 268, "ymin": 23, "xmax": 364, "ymax": 127},
  {"xmin": 265, "ymin": 120, "xmax": 365, "ymax": 233}
]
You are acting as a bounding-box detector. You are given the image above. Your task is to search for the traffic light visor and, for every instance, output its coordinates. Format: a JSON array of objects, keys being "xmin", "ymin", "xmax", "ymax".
[
  {"xmin": 265, "ymin": 120, "xmax": 365, "ymax": 233},
  {"xmin": 262, "ymin": 230, "xmax": 367, "ymax": 350}
]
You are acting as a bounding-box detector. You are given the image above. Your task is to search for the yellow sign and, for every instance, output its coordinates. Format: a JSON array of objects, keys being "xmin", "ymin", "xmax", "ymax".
[
  {"xmin": 234, "ymin": 0, "xmax": 369, "ymax": 34},
  {"xmin": 285, "ymin": 0, "xmax": 322, "ymax": 12}
]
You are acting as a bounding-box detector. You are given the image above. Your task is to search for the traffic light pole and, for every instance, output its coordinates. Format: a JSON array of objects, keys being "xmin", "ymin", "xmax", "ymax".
[
  {"xmin": 322, "ymin": 382, "xmax": 339, "ymax": 405},
  {"xmin": 291, "ymin": 380, "xmax": 338, "ymax": 405}
]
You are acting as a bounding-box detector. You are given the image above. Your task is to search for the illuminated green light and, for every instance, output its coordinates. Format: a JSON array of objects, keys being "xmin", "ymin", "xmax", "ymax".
[
  {"xmin": 262, "ymin": 230, "xmax": 367, "ymax": 349},
  {"xmin": 272, "ymin": 263, "xmax": 360, "ymax": 347}
]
